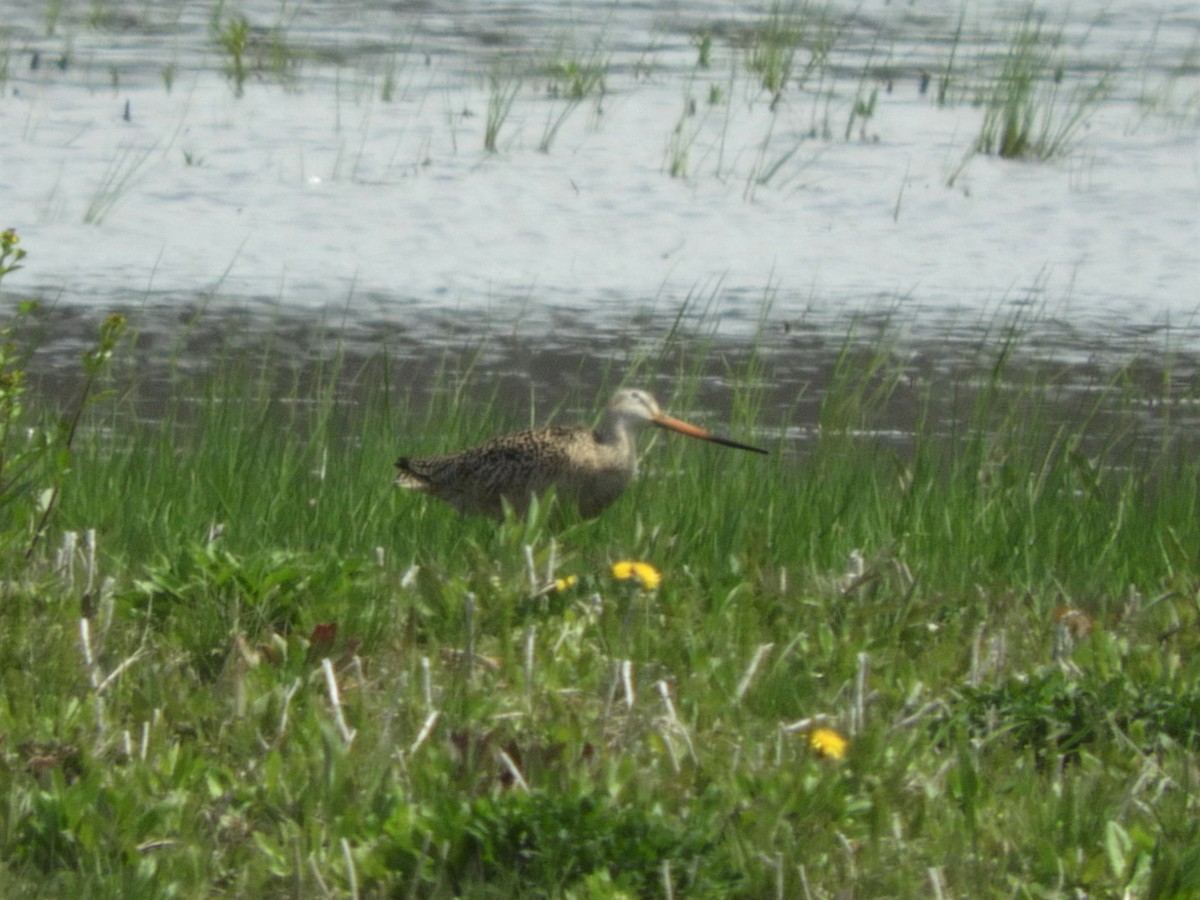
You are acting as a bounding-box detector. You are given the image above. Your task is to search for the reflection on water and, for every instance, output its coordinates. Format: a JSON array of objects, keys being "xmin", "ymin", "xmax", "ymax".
[
  {"xmin": 3, "ymin": 0, "xmax": 1197, "ymax": 348},
  {"xmin": 18, "ymin": 302, "xmax": 1200, "ymax": 466}
]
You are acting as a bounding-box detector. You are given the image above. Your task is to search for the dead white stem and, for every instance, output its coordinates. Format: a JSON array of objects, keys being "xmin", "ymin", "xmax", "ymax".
[
  {"xmin": 97, "ymin": 576, "xmax": 116, "ymax": 644},
  {"xmin": 621, "ymin": 659, "xmax": 635, "ymax": 710},
  {"xmin": 277, "ymin": 678, "xmax": 301, "ymax": 740},
  {"xmin": 79, "ymin": 618, "xmax": 106, "ymax": 742},
  {"xmin": 421, "ymin": 656, "xmax": 433, "ymax": 709},
  {"xmin": 851, "ymin": 652, "xmax": 869, "ymax": 736},
  {"xmin": 836, "ymin": 830, "xmax": 857, "ymax": 880},
  {"xmin": 307, "ymin": 857, "xmax": 333, "ymax": 899},
  {"xmin": 410, "ymin": 711, "xmax": 440, "ymax": 756},
  {"xmin": 894, "ymin": 701, "xmax": 945, "ymax": 730},
  {"xmin": 928, "ymin": 866, "xmax": 947, "ymax": 900},
  {"xmin": 496, "ymin": 748, "xmax": 530, "ymax": 792},
  {"xmin": 96, "ymin": 649, "xmax": 145, "ymax": 694},
  {"xmin": 969, "ymin": 623, "xmax": 985, "ymax": 685},
  {"xmin": 523, "ymin": 626, "xmax": 536, "ymax": 708},
  {"xmin": 656, "ymin": 723, "xmax": 682, "ymax": 774},
  {"xmin": 782, "ymin": 713, "xmax": 833, "ymax": 733},
  {"xmin": 523, "ymin": 545, "xmax": 537, "ymax": 593},
  {"xmin": 545, "ymin": 537, "xmax": 557, "ymax": 583},
  {"xmin": 735, "ymin": 642, "xmax": 774, "ymax": 703},
  {"xmin": 400, "ymin": 564, "xmax": 420, "ymax": 589},
  {"xmin": 341, "ymin": 837, "xmax": 359, "ymax": 900},
  {"xmin": 464, "ymin": 592, "xmax": 476, "ymax": 682},
  {"xmin": 758, "ymin": 852, "xmax": 785, "ymax": 900},
  {"xmin": 57, "ymin": 531, "xmax": 77, "ymax": 583},
  {"xmin": 322, "ymin": 658, "xmax": 356, "ymax": 745},
  {"xmin": 79, "ymin": 618, "xmax": 100, "ymax": 688},
  {"xmin": 798, "ymin": 863, "xmax": 814, "ymax": 900},
  {"xmin": 655, "ymin": 679, "xmax": 696, "ymax": 763},
  {"xmin": 84, "ymin": 528, "xmax": 97, "ymax": 596}
]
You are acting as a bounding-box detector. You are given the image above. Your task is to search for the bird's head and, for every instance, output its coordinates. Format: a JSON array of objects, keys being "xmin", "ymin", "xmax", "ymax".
[{"xmin": 604, "ymin": 389, "xmax": 768, "ymax": 454}]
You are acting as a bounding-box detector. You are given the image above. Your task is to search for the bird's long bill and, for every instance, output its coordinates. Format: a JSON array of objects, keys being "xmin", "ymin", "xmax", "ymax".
[{"xmin": 653, "ymin": 413, "xmax": 769, "ymax": 454}]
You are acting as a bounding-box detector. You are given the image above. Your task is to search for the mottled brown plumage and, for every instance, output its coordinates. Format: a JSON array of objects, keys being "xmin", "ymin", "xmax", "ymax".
[{"xmin": 394, "ymin": 389, "xmax": 767, "ymax": 519}]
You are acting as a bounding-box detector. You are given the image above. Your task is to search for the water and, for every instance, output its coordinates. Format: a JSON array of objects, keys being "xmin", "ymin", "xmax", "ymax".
[{"xmin": 1, "ymin": 0, "xmax": 1198, "ymax": 412}]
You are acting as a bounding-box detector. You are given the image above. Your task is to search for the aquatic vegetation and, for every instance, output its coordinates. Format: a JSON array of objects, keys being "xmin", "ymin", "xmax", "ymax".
[
  {"xmin": 844, "ymin": 78, "xmax": 879, "ymax": 141},
  {"xmin": 665, "ymin": 92, "xmax": 702, "ymax": 177},
  {"xmin": 83, "ymin": 142, "xmax": 156, "ymax": 225},
  {"xmin": 976, "ymin": 10, "xmax": 1114, "ymax": 160},
  {"xmin": 743, "ymin": 0, "xmax": 838, "ymax": 109},
  {"xmin": 1130, "ymin": 31, "xmax": 1200, "ymax": 131},
  {"xmin": 744, "ymin": 1, "xmax": 804, "ymax": 101},
  {"xmin": 544, "ymin": 54, "xmax": 606, "ymax": 102},
  {"xmin": 935, "ymin": 5, "xmax": 967, "ymax": 107},
  {"xmin": 744, "ymin": 115, "xmax": 811, "ymax": 199},
  {"xmin": 538, "ymin": 43, "xmax": 608, "ymax": 153},
  {"xmin": 214, "ymin": 12, "xmax": 250, "ymax": 96},
  {"xmin": 211, "ymin": 9, "xmax": 299, "ymax": 97},
  {"xmin": 484, "ymin": 65, "xmax": 522, "ymax": 153},
  {"xmin": 692, "ymin": 29, "xmax": 714, "ymax": 69}
]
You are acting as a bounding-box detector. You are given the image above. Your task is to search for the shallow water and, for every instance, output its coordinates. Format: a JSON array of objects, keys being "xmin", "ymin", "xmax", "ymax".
[{"xmin": 2, "ymin": 0, "xmax": 1198, "ymax": 397}]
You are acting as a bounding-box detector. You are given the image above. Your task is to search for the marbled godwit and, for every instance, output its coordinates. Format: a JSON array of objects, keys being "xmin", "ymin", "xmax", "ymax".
[{"xmin": 394, "ymin": 389, "xmax": 767, "ymax": 519}]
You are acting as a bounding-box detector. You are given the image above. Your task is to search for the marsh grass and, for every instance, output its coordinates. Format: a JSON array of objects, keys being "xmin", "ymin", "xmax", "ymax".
[
  {"xmin": 484, "ymin": 65, "xmax": 523, "ymax": 153},
  {"xmin": 744, "ymin": 112, "xmax": 812, "ymax": 200},
  {"xmin": 2, "ymin": 301, "xmax": 1200, "ymax": 896},
  {"xmin": 213, "ymin": 11, "xmax": 250, "ymax": 96},
  {"xmin": 1131, "ymin": 31, "xmax": 1200, "ymax": 132},
  {"xmin": 742, "ymin": 0, "xmax": 838, "ymax": 111},
  {"xmin": 538, "ymin": 44, "xmax": 607, "ymax": 153},
  {"xmin": 664, "ymin": 93, "xmax": 701, "ymax": 178},
  {"xmin": 211, "ymin": 8, "xmax": 300, "ymax": 98},
  {"xmin": 83, "ymin": 141, "xmax": 157, "ymax": 225},
  {"xmin": 976, "ymin": 10, "xmax": 1114, "ymax": 160},
  {"xmin": 744, "ymin": 1, "xmax": 804, "ymax": 105},
  {"xmin": 935, "ymin": 5, "xmax": 967, "ymax": 107}
]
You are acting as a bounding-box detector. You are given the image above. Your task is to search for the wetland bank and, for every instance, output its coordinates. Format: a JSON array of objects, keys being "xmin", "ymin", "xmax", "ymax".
[{"xmin": 2, "ymin": 0, "xmax": 1199, "ymax": 896}]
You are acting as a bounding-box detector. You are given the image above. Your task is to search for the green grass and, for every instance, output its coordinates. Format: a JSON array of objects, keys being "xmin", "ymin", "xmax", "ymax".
[
  {"xmin": 484, "ymin": 65, "xmax": 523, "ymax": 153},
  {"xmin": 742, "ymin": 0, "xmax": 838, "ymax": 111},
  {"xmin": 2, "ymin": 305, "xmax": 1200, "ymax": 897},
  {"xmin": 538, "ymin": 42, "xmax": 608, "ymax": 154},
  {"xmin": 83, "ymin": 143, "xmax": 157, "ymax": 225},
  {"xmin": 211, "ymin": 7, "xmax": 300, "ymax": 98},
  {"xmin": 975, "ymin": 9, "xmax": 1114, "ymax": 161}
]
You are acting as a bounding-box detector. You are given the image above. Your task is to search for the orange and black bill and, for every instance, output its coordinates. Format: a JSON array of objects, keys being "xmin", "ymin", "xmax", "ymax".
[{"xmin": 653, "ymin": 414, "xmax": 769, "ymax": 455}]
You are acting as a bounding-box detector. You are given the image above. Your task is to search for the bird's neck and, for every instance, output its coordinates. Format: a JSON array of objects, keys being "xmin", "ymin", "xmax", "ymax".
[{"xmin": 595, "ymin": 417, "xmax": 637, "ymax": 452}]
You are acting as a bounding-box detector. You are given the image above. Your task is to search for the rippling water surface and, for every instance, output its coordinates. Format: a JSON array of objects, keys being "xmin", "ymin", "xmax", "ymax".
[{"xmin": 2, "ymin": 0, "xmax": 1198, "ymax": 396}]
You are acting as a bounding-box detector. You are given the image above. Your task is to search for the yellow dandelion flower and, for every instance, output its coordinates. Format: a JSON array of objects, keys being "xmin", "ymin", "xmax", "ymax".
[
  {"xmin": 808, "ymin": 727, "xmax": 849, "ymax": 760},
  {"xmin": 554, "ymin": 575, "xmax": 578, "ymax": 592},
  {"xmin": 611, "ymin": 560, "xmax": 662, "ymax": 591}
]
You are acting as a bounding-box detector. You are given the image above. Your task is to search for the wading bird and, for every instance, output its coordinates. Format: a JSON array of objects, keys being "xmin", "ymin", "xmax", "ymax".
[{"xmin": 394, "ymin": 388, "xmax": 768, "ymax": 519}]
